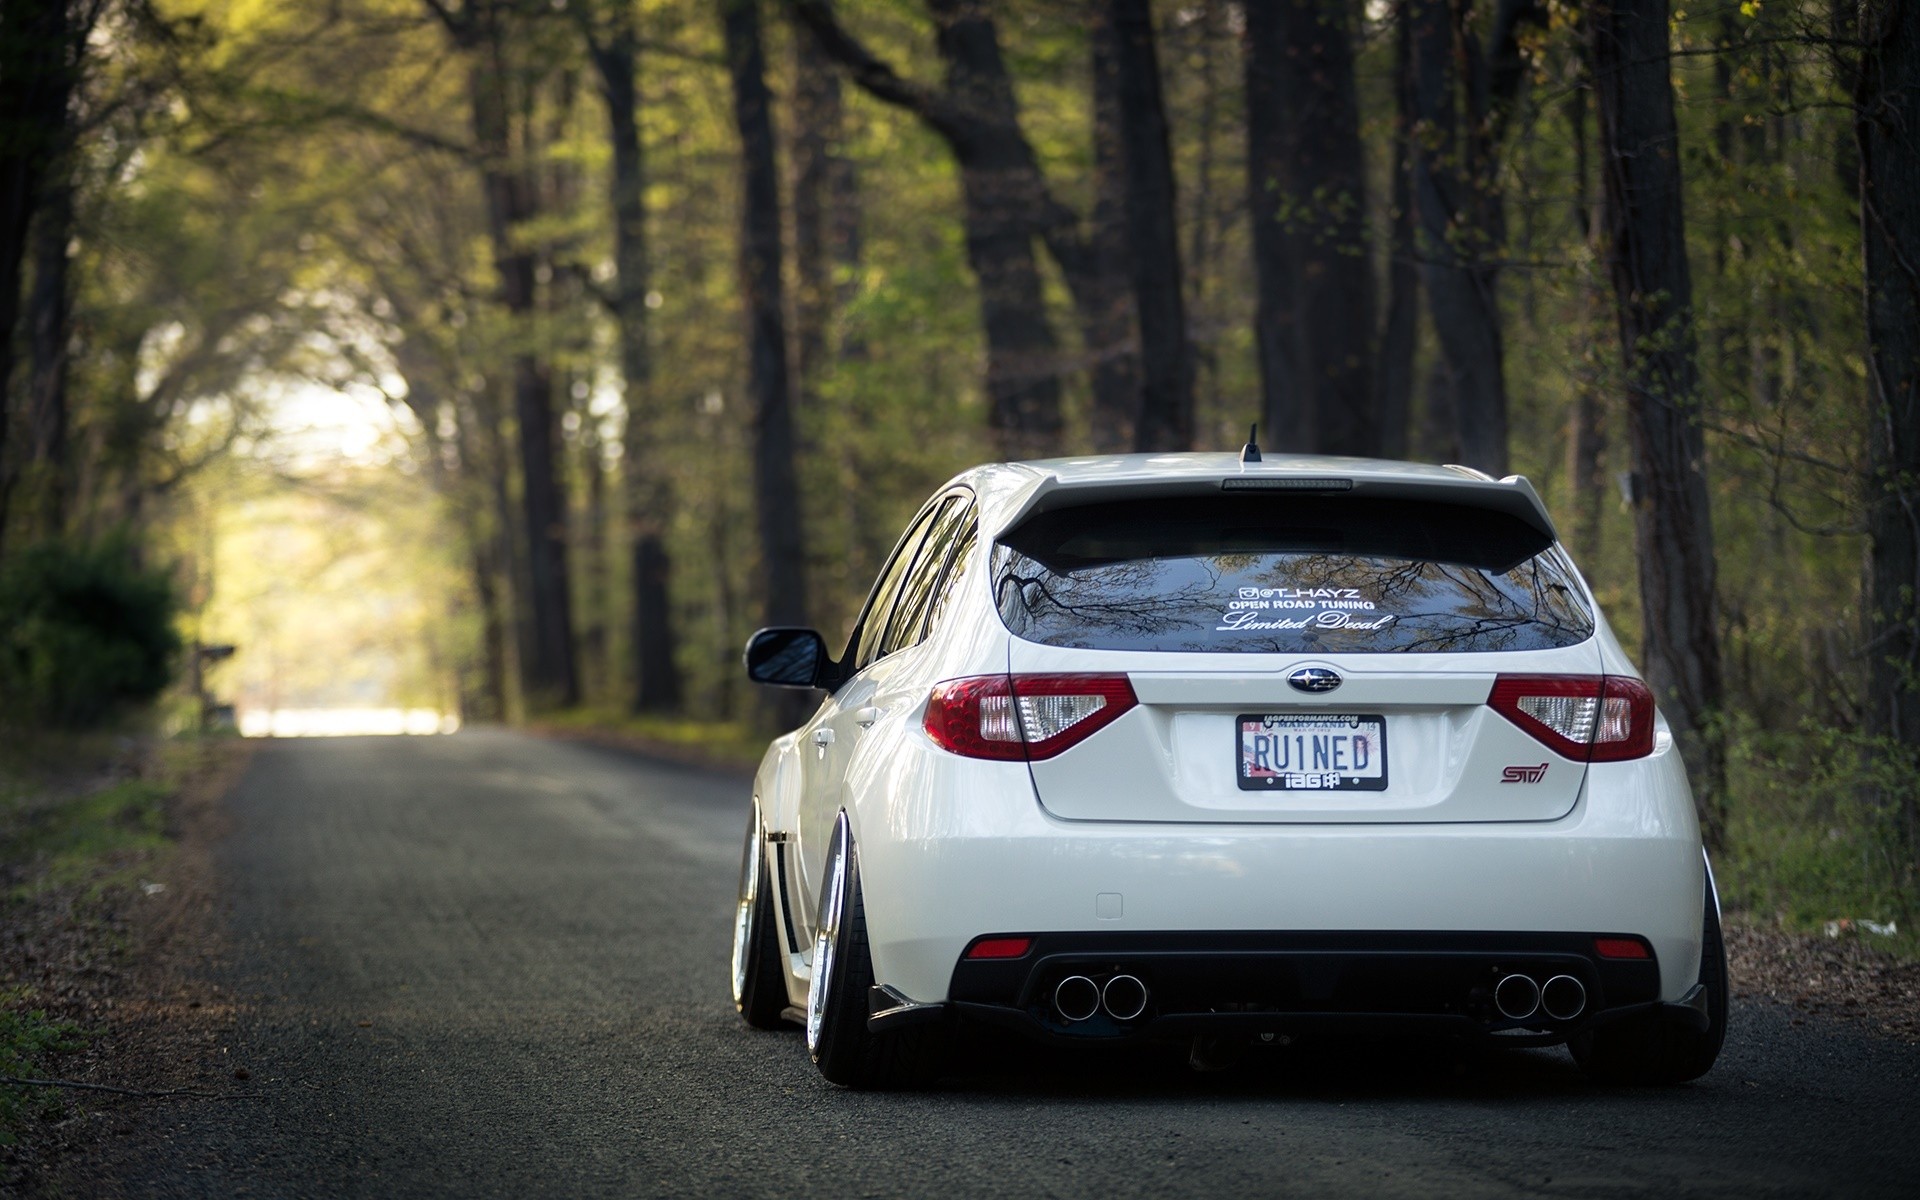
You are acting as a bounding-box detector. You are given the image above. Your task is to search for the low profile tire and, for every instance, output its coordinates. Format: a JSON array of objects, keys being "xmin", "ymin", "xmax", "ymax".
[
  {"xmin": 732, "ymin": 808, "xmax": 789, "ymax": 1030},
  {"xmin": 806, "ymin": 814, "xmax": 943, "ymax": 1089},
  {"xmin": 1574, "ymin": 876, "xmax": 1729, "ymax": 1085}
]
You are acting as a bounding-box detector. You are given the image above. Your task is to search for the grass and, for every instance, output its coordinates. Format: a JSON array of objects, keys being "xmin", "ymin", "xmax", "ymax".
[
  {"xmin": 0, "ymin": 990, "xmax": 86, "ymax": 1140},
  {"xmin": 1718, "ymin": 718, "xmax": 1918, "ymax": 959},
  {"xmin": 3, "ymin": 778, "xmax": 169, "ymax": 903},
  {"xmin": 536, "ymin": 706, "xmax": 769, "ymax": 770}
]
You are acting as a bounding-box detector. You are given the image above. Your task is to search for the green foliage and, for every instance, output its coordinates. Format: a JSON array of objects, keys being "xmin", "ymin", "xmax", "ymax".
[
  {"xmin": 0, "ymin": 538, "xmax": 181, "ymax": 730},
  {"xmin": 0, "ymin": 990, "xmax": 87, "ymax": 1140},
  {"xmin": 1720, "ymin": 716, "xmax": 1919, "ymax": 955},
  {"xmin": 3, "ymin": 778, "xmax": 170, "ymax": 902}
]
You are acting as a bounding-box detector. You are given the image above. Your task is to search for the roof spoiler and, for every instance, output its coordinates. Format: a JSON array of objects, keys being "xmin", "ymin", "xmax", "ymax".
[{"xmin": 1000, "ymin": 470, "xmax": 1560, "ymax": 543}]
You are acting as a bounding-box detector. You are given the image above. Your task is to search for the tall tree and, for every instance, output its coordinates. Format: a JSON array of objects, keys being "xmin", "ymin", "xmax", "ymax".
[
  {"xmin": 1589, "ymin": 0, "xmax": 1725, "ymax": 846},
  {"xmin": 578, "ymin": 1, "xmax": 683, "ymax": 713},
  {"xmin": 1857, "ymin": 0, "xmax": 1920, "ymax": 862},
  {"xmin": 790, "ymin": 12, "xmax": 854, "ymax": 406},
  {"xmin": 0, "ymin": 0, "xmax": 85, "ymax": 549},
  {"xmin": 24, "ymin": 159, "xmax": 76, "ymax": 541},
  {"xmin": 1405, "ymin": 0, "xmax": 1544, "ymax": 475},
  {"xmin": 722, "ymin": 0, "xmax": 808, "ymax": 632},
  {"xmin": 1111, "ymin": 0, "xmax": 1192, "ymax": 453},
  {"xmin": 1082, "ymin": 10, "xmax": 1140, "ymax": 453},
  {"xmin": 425, "ymin": 0, "xmax": 581, "ymax": 708},
  {"xmin": 788, "ymin": 0, "xmax": 1065, "ymax": 459},
  {"xmin": 1243, "ymin": 0, "xmax": 1375, "ymax": 455},
  {"xmin": 1376, "ymin": 4, "xmax": 1421, "ymax": 460}
]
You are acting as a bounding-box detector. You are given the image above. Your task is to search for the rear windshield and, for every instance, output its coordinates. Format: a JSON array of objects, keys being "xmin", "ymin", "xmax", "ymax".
[{"xmin": 992, "ymin": 495, "xmax": 1594, "ymax": 654}]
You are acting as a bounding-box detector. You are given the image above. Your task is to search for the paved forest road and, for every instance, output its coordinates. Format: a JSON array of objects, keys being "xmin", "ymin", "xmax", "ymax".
[{"xmin": 108, "ymin": 731, "xmax": 1918, "ymax": 1198}]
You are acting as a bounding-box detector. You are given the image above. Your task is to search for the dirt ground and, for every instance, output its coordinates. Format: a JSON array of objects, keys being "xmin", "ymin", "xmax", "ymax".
[
  {"xmin": 1726, "ymin": 920, "xmax": 1920, "ymax": 1042},
  {"xmin": 1, "ymin": 739, "xmax": 254, "ymax": 1195}
]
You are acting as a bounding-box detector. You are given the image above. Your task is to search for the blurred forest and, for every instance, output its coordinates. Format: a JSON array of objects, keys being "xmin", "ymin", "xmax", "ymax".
[{"xmin": 0, "ymin": 0, "xmax": 1916, "ymax": 934}]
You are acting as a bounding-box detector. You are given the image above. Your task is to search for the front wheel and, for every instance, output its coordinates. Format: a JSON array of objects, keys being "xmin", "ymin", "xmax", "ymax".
[
  {"xmin": 807, "ymin": 814, "xmax": 944, "ymax": 1088},
  {"xmin": 732, "ymin": 805, "xmax": 789, "ymax": 1029},
  {"xmin": 1573, "ymin": 875, "xmax": 1728, "ymax": 1084}
]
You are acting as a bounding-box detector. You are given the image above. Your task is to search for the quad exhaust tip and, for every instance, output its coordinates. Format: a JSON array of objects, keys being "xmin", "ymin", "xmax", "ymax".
[
  {"xmin": 1494, "ymin": 973, "xmax": 1541, "ymax": 1021},
  {"xmin": 1103, "ymin": 974, "xmax": 1149, "ymax": 1021},
  {"xmin": 1054, "ymin": 975, "xmax": 1101, "ymax": 1023},
  {"xmin": 1541, "ymin": 974, "xmax": 1587, "ymax": 1021}
]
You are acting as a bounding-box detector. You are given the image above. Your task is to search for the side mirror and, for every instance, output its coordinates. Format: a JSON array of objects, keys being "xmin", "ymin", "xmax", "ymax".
[{"xmin": 744, "ymin": 627, "xmax": 830, "ymax": 689}]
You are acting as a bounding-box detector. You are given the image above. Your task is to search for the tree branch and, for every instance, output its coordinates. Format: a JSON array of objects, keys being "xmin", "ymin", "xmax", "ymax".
[{"xmin": 784, "ymin": 0, "xmax": 968, "ymax": 144}]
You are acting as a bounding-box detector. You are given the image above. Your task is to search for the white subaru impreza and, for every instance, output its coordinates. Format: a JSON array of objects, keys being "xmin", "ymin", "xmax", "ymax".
[{"xmin": 734, "ymin": 452, "xmax": 1726, "ymax": 1088}]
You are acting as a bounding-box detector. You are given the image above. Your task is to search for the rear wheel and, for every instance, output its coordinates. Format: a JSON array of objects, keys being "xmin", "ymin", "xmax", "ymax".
[
  {"xmin": 732, "ymin": 807, "xmax": 788, "ymax": 1029},
  {"xmin": 1574, "ymin": 877, "xmax": 1728, "ymax": 1084},
  {"xmin": 807, "ymin": 814, "xmax": 944, "ymax": 1089}
]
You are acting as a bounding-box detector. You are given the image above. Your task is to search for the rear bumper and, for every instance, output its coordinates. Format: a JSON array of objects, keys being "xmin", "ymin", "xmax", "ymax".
[
  {"xmin": 957, "ymin": 930, "xmax": 1654, "ymax": 1041},
  {"xmin": 868, "ymin": 931, "xmax": 1708, "ymax": 1045},
  {"xmin": 845, "ymin": 748, "xmax": 1706, "ymax": 1006}
]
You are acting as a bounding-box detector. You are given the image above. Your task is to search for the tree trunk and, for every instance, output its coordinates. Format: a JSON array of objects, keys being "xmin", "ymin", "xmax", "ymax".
[
  {"xmin": 790, "ymin": 0, "xmax": 1096, "ymax": 460},
  {"xmin": 0, "ymin": 0, "xmax": 76, "ymax": 551},
  {"xmin": 1858, "ymin": 0, "xmax": 1920, "ymax": 863},
  {"xmin": 1242, "ymin": 2, "xmax": 1307, "ymax": 451},
  {"xmin": 723, "ymin": 0, "xmax": 809, "ymax": 632},
  {"xmin": 1083, "ymin": 10, "xmax": 1140, "ymax": 453},
  {"xmin": 585, "ymin": 7, "xmax": 684, "ymax": 713},
  {"xmin": 1111, "ymin": 0, "xmax": 1192, "ymax": 453},
  {"xmin": 1243, "ymin": 0, "xmax": 1375, "ymax": 457},
  {"xmin": 1376, "ymin": 3, "xmax": 1421, "ymax": 460},
  {"xmin": 1408, "ymin": 0, "xmax": 1505, "ymax": 474},
  {"xmin": 25, "ymin": 163, "xmax": 74, "ymax": 540},
  {"xmin": 471, "ymin": 539, "xmax": 510, "ymax": 721},
  {"xmin": 464, "ymin": 18, "xmax": 580, "ymax": 711},
  {"xmin": 791, "ymin": 21, "xmax": 840, "ymax": 404},
  {"xmin": 1590, "ymin": 0, "xmax": 1726, "ymax": 847},
  {"xmin": 1565, "ymin": 57, "xmax": 1606, "ymax": 564},
  {"xmin": 926, "ymin": 0, "xmax": 1065, "ymax": 459},
  {"xmin": 1185, "ymin": 0, "xmax": 1225, "ymax": 438}
]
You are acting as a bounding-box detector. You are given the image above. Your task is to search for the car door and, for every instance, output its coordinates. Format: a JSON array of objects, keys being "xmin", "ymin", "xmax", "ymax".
[{"xmin": 792, "ymin": 496, "xmax": 952, "ymax": 943}]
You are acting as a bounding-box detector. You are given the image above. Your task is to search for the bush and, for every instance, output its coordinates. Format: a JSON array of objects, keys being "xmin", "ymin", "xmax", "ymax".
[
  {"xmin": 0, "ymin": 538, "xmax": 181, "ymax": 730},
  {"xmin": 1721, "ymin": 715, "xmax": 1919, "ymax": 953}
]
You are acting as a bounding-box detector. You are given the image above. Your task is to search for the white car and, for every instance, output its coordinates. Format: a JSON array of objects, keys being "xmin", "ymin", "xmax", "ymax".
[{"xmin": 733, "ymin": 451, "xmax": 1726, "ymax": 1088}]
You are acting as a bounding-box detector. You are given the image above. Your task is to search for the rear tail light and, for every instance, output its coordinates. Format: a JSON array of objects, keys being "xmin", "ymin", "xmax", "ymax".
[
  {"xmin": 1489, "ymin": 675, "xmax": 1656, "ymax": 762},
  {"xmin": 924, "ymin": 674, "xmax": 1137, "ymax": 761}
]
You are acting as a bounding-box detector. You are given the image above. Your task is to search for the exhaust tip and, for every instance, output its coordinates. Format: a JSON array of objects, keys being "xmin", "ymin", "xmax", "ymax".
[
  {"xmin": 1102, "ymin": 974, "xmax": 1149, "ymax": 1021},
  {"xmin": 1494, "ymin": 973, "xmax": 1541, "ymax": 1021},
  {"xmin": 1054, "ymin": 975, "xmax": 1101, "ymax": 1023},
  {"xmin": 1541, "ymin": 974, "xmax": 1587, "ymax": 1021}
]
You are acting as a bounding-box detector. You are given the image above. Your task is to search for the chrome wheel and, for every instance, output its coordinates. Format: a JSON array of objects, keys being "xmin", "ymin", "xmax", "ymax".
[
  {"xmin": 730, "ymin": 811, "xmax": 763, "ymax": 1008},
  {"xmin": 806, "ymin": 815, "xmax": 851, "ymax": 1057}
]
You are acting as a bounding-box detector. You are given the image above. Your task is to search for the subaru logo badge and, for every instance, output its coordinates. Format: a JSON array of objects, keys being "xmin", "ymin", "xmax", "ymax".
[{"xmin": 1288, "ymin": 667, "xmax": 1342, "ymax": 694}]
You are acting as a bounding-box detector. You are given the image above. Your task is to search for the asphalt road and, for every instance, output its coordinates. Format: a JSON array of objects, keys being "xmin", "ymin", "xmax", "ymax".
[{"xmin": 111, "ymin": 730, "xmax": 1920, "ymax": 1197}]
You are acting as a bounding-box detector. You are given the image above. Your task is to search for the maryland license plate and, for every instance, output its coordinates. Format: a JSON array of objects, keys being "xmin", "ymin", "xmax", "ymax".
[{"xmin": 1237, "ymin": 714, "xmax": 1388, "ymax": 791}]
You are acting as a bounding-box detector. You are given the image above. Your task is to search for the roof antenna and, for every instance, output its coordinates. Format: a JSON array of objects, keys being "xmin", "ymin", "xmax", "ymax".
[{"xmin": 1240, "ymin": 423, "xmax": 1262, "ymax": 464}]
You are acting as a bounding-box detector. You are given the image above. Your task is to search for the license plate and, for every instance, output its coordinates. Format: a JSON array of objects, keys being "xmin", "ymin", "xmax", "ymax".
[{"xmin": 1237, "ymin": 714, "xmax": 1388, "ymax": 791}]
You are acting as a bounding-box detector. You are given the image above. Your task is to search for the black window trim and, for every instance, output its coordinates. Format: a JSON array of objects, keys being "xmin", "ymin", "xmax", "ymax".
[{"xmin": 841, "ymin": 485, "xmax": 976, "ymax": 678}]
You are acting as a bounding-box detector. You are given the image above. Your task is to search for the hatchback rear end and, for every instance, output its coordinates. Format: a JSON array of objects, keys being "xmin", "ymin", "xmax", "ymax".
[{"xmin": 752, "ymin": 453, "xmax": 1725, "ymax": 1087}]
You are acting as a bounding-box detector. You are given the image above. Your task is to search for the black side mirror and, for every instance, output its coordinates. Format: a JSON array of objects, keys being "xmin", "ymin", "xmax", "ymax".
[{"xmin": 744, "ymin": 627, "xmax": 830, "ymax": 689}]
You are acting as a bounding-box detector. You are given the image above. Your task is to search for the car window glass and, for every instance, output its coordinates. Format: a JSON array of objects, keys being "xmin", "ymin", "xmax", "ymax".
[
  {"xmin": 993, "ymin": 495, "xmax": 1594, "ymax": 654},
  {"xmin": 849, "ymin": 503, "xmax": 941, "ymax": 672},
  {"xmin": 922, "ymin": 517, "xmax": 978, "ymax": 639},
  {"xmin": 880, "ymin": 497, "xmax": 972, "ymax": 657}
]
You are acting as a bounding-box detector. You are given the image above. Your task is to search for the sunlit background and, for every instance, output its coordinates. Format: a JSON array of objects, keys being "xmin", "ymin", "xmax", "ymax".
[{"xmin": 185, "ymin": 382, "xmax": 471, "ymax": 737}]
